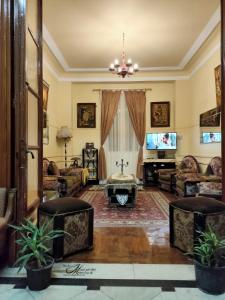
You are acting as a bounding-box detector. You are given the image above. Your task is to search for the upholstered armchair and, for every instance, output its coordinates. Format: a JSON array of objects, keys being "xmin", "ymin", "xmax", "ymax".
[
  {"xmin": 158, "ymin": 168, "xmax": 177, "ymax": 193},
  {"xmin": 197, "ymin": 156, "xmax": 222, "ymax": 199},
  {"xmin": 0, "ymin": 188, "xmax": 16, "ymax": 258},
  {"xmin": 175, "ymin": 155, "xmax": 201, "ymax": 197}
]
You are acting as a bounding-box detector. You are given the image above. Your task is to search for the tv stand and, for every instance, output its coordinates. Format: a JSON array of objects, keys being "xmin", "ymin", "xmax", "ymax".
[
  {"xmin": 157, "ymin": 151, "xmax": 165, "ymax": 159},
  {"xmin": 143, "ymin": 159, "xmax": 176, "ymax": 187}
]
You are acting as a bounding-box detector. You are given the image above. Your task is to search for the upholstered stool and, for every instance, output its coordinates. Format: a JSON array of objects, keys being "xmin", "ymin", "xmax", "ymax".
[
  {"xmin": 169, "ymin": 197, "xmax": 225, "ymax": 253},
  {"xmin": 38, "ymin": 197, "xmax": 94, "ymax": 260}
]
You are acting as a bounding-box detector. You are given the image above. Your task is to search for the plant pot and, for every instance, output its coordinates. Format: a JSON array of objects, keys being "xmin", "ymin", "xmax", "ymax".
[
  {"xmin": 25, "ymin": 256, "xmax": 54, "ymax": 291},
  {"xmin": 194, "ymin": 260, "xmax": 225, "ymax": 295}
]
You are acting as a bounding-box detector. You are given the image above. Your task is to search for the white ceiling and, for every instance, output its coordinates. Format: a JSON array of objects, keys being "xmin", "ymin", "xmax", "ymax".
[{"xmin": 43, "ymin": 0, "xmax": 220, "ymax": 72}]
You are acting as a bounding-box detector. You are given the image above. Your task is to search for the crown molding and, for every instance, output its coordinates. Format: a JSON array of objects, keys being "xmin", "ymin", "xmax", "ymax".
[
  {"xmin": 189, "ymin": 42, "xmax": 220, "ymax": 77},
  {"xmin": 43, "ymin": 6, "xmax": 220, "ymax": 73},
  {"xmin": 179, "ymin": 6, "xmax": 220, "ymax": 69},
  {"xmin": 43, "ymin": 24, "xmax": 69, "ymax": 70},
  {"xmin": 59, "ymin": 75, "xmax": 189, "ymax": 83}
]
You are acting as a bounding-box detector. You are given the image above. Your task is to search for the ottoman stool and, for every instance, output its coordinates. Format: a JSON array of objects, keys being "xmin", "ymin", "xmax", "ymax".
[
  {"xmin": 38, "ymin": 197, "xmax": 94, "ymax": 260},
  {"xmin": 169, "ymin": 196, "xmax": 225, "ymax": 253}
]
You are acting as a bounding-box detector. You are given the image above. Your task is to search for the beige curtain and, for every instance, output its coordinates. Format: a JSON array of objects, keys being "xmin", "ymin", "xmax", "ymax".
[
  {"xmin": 99, "ymin": 90, "xmax": 121, "ymax": 180},
  {"xmin": 124, "ymin": 91, "xmax": 146, "ymax": 179}
]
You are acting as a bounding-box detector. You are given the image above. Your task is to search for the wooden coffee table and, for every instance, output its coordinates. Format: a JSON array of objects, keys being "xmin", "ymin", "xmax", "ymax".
[{"xmin": 105, "ymin": 173, "xmax": 137, "ymax": 208}]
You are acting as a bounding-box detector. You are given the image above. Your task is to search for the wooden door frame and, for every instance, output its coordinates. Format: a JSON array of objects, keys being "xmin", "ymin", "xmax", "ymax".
[
  {"xmin": 0, "ymin": 0, "xmax": 11, "ymax": 188},
  {"xmin": 13, "ymin": 0, "xmax": 43, "ymax": 226},
  {"xmin": 221, "ymin": 0, "xmax": 225, "ymax": 202}
]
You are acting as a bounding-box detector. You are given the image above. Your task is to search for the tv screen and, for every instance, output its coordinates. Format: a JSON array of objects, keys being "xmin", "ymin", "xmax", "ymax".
[
  {"xmin": 146, "ymin": 132, "xmax": 177, "ymax": 150},
  {"xmin": 201, "ymin": 132, "xmax": 221, "ymax": 144}
]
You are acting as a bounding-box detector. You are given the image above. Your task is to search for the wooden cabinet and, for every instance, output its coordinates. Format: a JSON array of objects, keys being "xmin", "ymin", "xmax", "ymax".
[
  {"xmin": 143, "ymin": 160, "xmax": 176, "ymax": 186},
  {"xmin": 82, "ymin": 148, "xmax": 98, "ymax": 184}
]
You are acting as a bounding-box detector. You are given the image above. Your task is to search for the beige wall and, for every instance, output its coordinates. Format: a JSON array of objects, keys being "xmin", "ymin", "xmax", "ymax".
[
  {"xmin": 174, "ymin": 49, "xmax": 221, "ymax": 170},
  {"xmin": 43, "ymin": 66, "xmax": 72, "ymax": 167},
  {"xmin": 43, "ymin": 24, "xmax": 221, "ymax": 170},
  {"xmin": 71, "ymin": 82, "xmax": 175, "ymax": 158}
]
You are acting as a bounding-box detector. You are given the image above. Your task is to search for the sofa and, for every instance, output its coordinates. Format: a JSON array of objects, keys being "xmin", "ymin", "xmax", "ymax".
[
  {"xmin": 43, "ymin": 158, "xmax": 89, "ymax": 200},
  {"xmin": 197, "ymin": 156, "xmax": 222, "ymax": 199}
]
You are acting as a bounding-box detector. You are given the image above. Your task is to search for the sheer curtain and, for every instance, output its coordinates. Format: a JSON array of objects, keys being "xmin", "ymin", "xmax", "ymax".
[{"xmin": 105, "ymin": 92, "xmax": 139, "ymax": 177}]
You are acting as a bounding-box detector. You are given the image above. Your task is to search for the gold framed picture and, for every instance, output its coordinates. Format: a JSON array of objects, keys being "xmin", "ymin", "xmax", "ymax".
[
  {"xmin": 77, "ymin": 103, "xmax": 96, "ymax": 128},
  {"xmin": 151, "ymin": 101, "xmax": 170, "ymax": 127}
]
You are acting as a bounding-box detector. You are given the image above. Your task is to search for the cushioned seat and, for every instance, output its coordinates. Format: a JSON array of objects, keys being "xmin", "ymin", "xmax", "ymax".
[
  {"xmin": 169, "ymin": 197, "xmax": 225, "ymax": 253},
  {"xmin": 38, "ymin": 197, "xmax": 94, "ymax": 260}
]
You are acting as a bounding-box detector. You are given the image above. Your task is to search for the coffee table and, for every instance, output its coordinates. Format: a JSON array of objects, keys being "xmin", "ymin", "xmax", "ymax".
[{"xmin": 105, "ymin": 173, "xmax": 137, "ymax": 208}]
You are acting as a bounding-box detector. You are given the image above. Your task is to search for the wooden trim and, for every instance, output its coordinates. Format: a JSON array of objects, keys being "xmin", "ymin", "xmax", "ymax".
[
  {"xmin": 38, "ymin": 0, "xmax": 43, "ymax": 202},
  {"xmin": 26, "ymin": 198, "xmax": 40, "ymax": 217},
  {"xmin": 221, "ymin": 0, "xmax": 225, "ymax": 202},
  {"xmin": 0, "ymin": 0, "xmax": 11, "ymax": 188}
]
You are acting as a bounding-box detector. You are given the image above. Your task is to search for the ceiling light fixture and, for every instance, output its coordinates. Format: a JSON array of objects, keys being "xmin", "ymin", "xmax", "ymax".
[{"xmin": 109, "ymin": 33, "xmax": 139, "ymax": 78}]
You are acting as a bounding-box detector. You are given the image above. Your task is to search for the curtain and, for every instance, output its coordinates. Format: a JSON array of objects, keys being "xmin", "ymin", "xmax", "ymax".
[
  {"xmin": 105, "ymin": 92, "xmax": 139, "ymax": 177},
  {"xmin": 99, "ymin": 90, "xmax": 121, "ymax": 180},
  {"xmin": 124, "ymin": 91, "xmax": 146, "ymax": 179}
]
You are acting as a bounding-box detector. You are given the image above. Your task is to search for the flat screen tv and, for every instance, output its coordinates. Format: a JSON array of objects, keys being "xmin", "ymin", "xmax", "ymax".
[
  {"xmin": 146, "ymin": 132, "xmax": 177, "ymax": 150},
  {"xmin": 201, "ymin": 132, "xmax": 221, "ymax": 144}
]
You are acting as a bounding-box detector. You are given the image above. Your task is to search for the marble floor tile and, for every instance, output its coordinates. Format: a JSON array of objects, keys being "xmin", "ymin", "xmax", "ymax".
[
  {"xmin": 133, "ymin": 264, "xmax": 195, "ymax": 280},
  {"xmin": 101, "ymin": 286, "xmax": 162, "ymax": 300},
  {"xmin": 0, "ymin": 287, "xmax": 34, "ymax": 300},
  {"xmin": 71, "ymin": 290, "xmax": 112, "ymax": 300},
  {"xmin": 53, "ymin": 263, "xmax": 134, "ymax": 279},
  {"xmin": 175, "ymin": 288, "xmax": 225, "ymax": 300},
  {"xmin": 29, "ymin": 285, "xmax": 87, "ymax": 300}
]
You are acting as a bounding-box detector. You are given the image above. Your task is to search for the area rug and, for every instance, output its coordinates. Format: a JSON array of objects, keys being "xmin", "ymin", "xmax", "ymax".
[{"xmin": 79, "ymin": 190, "xmax": 170, "ymax": 244}]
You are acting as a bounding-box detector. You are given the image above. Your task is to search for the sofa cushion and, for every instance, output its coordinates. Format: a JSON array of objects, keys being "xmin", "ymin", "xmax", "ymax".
[
  {"xmin": 171, "ymin": 196, "xmax": 225, "ymax": 214},
  {"xmin": 48, "ymin": 161, "xmax": 60, "ymax": 176},
  {"xmin": 39, "ymin": 197, "xmax": 92, "ymax": 215},
  {"xmin": 43, "ymin": 158, "xmax": 50, "ymax": 176}
]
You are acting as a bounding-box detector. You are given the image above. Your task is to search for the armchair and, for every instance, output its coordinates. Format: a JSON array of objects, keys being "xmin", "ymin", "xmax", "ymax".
[
  {"xmin": 197, "ymin": 156, "xmax": 222, "ymax": 199},
  {"xmin": 0, "ymin": 188, "xmax": 16, "ymax": 259},
  {"xmin": 175, "ymin": 155, "xmax": 201, "ymax": 197}
]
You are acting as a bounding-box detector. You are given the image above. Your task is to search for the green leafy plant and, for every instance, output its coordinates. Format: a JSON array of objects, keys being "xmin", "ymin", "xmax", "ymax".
[
  {"xmin": 193, "ymin": 225, "xmax": 225, "ymax": 267},
  {"xmin": 10, "ymin": 218, "xmax": 64, "ymax": 272}
]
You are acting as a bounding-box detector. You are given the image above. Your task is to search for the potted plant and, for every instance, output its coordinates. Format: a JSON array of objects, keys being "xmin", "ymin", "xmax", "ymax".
[
  {"xmin": 192, "ymin": 225, "xmax": 225, "ymax": 295},
  {"xmin": 10, "ymin": 218, "xmax": 64, "ymax": 291}
]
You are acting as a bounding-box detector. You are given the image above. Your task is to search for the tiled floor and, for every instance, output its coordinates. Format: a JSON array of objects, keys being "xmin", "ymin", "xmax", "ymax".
[{"xmin": 1, "ymin": 263, "xmax": 225, "ymax": 299}]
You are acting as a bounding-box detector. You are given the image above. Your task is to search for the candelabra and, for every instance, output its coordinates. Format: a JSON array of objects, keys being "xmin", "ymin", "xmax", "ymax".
[{"xmin": 116, "ymin": 159, "xmax": 129, "ymax": 175}]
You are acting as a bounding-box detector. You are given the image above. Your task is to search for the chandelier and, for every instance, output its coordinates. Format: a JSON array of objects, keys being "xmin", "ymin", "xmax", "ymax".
[{"xmin": 109, "ymin": 33, "xmax": 139, "ymax": 78}]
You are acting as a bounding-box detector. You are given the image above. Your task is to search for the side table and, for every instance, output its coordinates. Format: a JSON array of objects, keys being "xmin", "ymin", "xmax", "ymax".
[{"xmin": 105, "ymin": 173, "xmax": 137, "ymax": 208}]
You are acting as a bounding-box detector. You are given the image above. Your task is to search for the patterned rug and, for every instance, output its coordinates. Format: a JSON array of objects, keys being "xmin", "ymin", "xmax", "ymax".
[{"xmin": 79, "ymin": 190, "xmax": 170, "ymax": 244}]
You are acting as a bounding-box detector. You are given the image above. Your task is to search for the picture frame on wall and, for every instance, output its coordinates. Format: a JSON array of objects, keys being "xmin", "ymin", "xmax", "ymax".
[
  {"xmin": 77, "ymin": 103, "xmax": 96, "ymax": 128},
  {"xmin": 43, "ymin": 80, "xmax": 49, "ymax": 111},
  {"xmin": 43, "ymin": 111, "xmax": 49, "ymax": 145},
  {"xmin": 43, "ymin": 80, "xmax": 49, "ymax": 144},
  {"xmin": 151, "ymin": 101, "xmax": 170, "ymax": 127},
  {"xmin": 200, "ymin": 107, "xmax": 220, "ymax": 127},
  {"xmin": 214, "ymin": 65, "xmax": 221, "ymax": 108}
]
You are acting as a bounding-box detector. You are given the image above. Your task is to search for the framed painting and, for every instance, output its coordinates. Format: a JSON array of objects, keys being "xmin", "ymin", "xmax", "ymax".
[
  {"xmin": 200, "ymin": 107, "xmax": 220, "ymax": 127},
  {"xmin": 77, "ymin": 103, "xmax": 96, "ymax": 128},
  {"xmin": 151, "ymin": 101, "xmax": 170, "ymax": 127},
  {"xmin": 214, "ymin": 65, "xmax": 221, "ymax": 108},
  {"xmin": 43, "ymin": 80, "xmax": 49, "ymax": 111},
  {"xmin": 43, "ymin": 80, "xmax": 49, "ymax": 144},
  {"xmin": 43, "ymin": 111, "xmax": 49, "ymax": 145}
]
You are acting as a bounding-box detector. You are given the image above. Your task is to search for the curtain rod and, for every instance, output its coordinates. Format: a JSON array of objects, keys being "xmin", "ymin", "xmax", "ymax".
[{"xmin": 93, "ymin": 88, "xmax": 152, "ymax": 92}]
